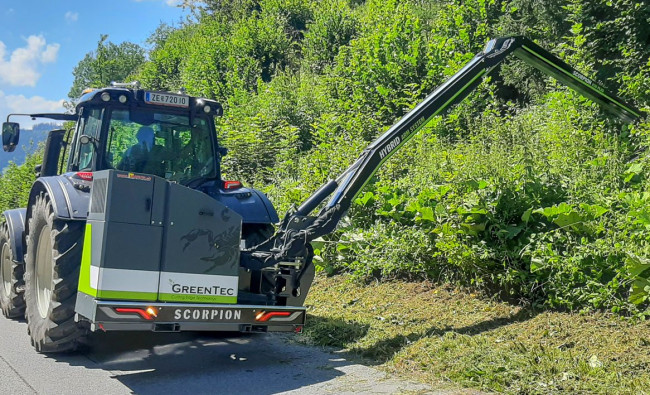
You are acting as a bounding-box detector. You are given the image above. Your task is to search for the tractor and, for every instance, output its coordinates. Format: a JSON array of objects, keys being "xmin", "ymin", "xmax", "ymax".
[{"xmin": 0, "ymin": 37, "xmax": 640, "ymax": 352}]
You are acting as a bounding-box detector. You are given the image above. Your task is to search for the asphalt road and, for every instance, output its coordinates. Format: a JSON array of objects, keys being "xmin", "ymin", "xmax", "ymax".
[{"xmin": 0, "ymin": 316, "xmax": 441, "ymax": 394}]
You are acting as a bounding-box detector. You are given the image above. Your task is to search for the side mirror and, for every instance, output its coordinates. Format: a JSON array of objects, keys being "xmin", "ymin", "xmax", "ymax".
[
  {"xmin": 218, "ymin": 146, "xmax": 228, "ymax": 157},
  {"xmin": 2, "ymin": 122, "xmax": 20, "ymax": 152},
  {"xmin": 79, "ymin": 135, "xmax": 91, "ymax": 145}
]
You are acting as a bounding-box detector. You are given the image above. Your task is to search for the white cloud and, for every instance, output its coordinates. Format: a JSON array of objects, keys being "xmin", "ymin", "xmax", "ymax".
[
  {"xmin": 0, "ymin": 35, "xmax": 60, "ymax": 87},
  {"xmin": 0, "ymin": 90, "xmax": 66, "ymax": 129},
  {"xmin": 64, "ymin": 11, "xmax": 79, "ymax": 23}
]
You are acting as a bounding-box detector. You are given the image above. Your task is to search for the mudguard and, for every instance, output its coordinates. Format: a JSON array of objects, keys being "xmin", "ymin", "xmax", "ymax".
[
  {"xmin": 1, "ymin": 208, "xmax": 27, "ymax": 263},
  {"xmin": 25, "ymin": 175, "xmax": 90, "ymax": 236},
  {"xmin": 207, "ymin": 186, "xmax": 279, "ymax": 224}
]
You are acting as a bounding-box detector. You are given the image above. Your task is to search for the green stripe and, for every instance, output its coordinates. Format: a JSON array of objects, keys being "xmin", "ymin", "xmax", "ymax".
[
  {"xmin": 78, "ymin": 223, "xmax": 96, "ymax": 297},
  {"xmin": 353, "ymin": 69, "xmax": 487, "ymax": 200},
  {"xmin": 96, "ymin": 289, "xmax": 158, "ymax": 301},
  {"xmin": 159, "ymin": 293, "xmax": 237, "ymax": 304},
  {"xmin": 78, "ymin": 290, "xmax": 236, "ymax": 303},
  {"xmin": 79, "ymin": 289, "xmax": 158, "ymax": 301},
  {"xmin": 433, "ymin": 69, "xmax": 488, "ymax": 118},
  {"xmin": 521, "ymin": 45, "xmax": 641, "ymax": 118}
]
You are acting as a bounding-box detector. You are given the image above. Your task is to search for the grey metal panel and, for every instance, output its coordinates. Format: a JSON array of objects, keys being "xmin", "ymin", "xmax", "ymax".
[
  {"xmin": 2, "ymin": 208, "xmax": 26, "ymax": 263},
  {"xmin": 150, "ymin": 176, "xmax": 167, "ymax": 225},
  {"xmin": 101, "ymin": 222, "xmax": 162, "ymax": 271},
  {"xmin": 106, "ymin": 171, "xmax": 155, "ymax": 225},
  {"xmin": 90, "ymin": 177, "xmax": 108, "ymax": 215},
  {"xmin": 88, "ymin": 170, "xmax": 109, "ymax": 222},
  {"xmin": 74, "ymin": 291, "xmax": 98, "ymax": 321},
  {"xmin": 90, "ymin": 219, "xmax": 104, "ymax": 269},
  {"xmin": 162, "ymin": 182, "xmax": 242, "ymax": 276}
]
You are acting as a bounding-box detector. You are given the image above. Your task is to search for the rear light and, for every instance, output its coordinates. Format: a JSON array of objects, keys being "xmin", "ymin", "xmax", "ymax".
[
  {"xmin": 223, "ymin": 180, "xmax": 243, "ymax": 190},
  {"xmin": 146, "ymin": 306, "xmax": 159, "ymax": 318},
  {"xmin": 73, "ymin": 172, "xmax": 93, "ymax": 181},
  {"xmin": 255, "ymin": 311, "xmax": 292, "ymax": 322},
  {"xmin": 114, "ymin": 307, "xmax": 155, "ymax": 320}
]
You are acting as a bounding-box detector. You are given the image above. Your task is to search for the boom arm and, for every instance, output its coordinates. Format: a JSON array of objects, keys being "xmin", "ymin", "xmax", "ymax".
[{"xmin": 243, "ymin": 36, "xmax": 642, "ymax": 269}]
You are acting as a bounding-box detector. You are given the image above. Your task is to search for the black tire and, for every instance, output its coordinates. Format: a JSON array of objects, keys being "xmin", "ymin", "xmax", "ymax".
[
  {"xmin": 0, "ymin": 222, "xmax": 26, "ymax": 318},
  {"xmin": 24, "ymin": 193, "xmax": 87, "ymax": 353}
]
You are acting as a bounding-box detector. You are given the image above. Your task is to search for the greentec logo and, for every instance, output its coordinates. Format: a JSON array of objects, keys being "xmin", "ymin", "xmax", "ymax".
[{"xmin": 170, "ymin": 282, "xmax": 235, "ymax": 296}]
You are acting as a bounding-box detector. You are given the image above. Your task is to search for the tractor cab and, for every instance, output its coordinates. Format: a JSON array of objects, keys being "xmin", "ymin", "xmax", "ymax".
[{"xmin": 69, "ymin": 83, "xmax": 225, "ymax": 187}]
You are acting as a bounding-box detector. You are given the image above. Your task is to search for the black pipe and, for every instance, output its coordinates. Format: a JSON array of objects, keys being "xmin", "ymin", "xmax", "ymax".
[{"xmin": 295, "ymin": 179, "xmax": 338, "ymax": 216}]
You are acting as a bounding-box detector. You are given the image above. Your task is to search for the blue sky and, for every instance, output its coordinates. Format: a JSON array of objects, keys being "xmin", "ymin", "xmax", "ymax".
[{"xmin": 0, "ymin": 0, "xmax": 188, "ymax": 129}]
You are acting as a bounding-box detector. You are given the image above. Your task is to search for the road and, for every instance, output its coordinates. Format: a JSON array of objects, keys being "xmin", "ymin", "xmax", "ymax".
[{"xmin": 0, "ymin": 316, "xmax": 441, "ymax": 394}]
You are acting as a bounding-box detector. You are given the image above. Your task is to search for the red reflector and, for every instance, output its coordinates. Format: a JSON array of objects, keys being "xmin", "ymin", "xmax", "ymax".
[
  {"xmin": 114, "ymin": 307, "xmax": 154, "ymax": 320},
  {"xmin": 74, "ymin": 172, "xmax": 93, "ymax": 181},
  {"xmin": 255, "ymin": 311, "xmax": 292, "ymax": 322},
  {"xmin": 223, "ymin": 180, "xmax": 243, "ymax": 190}
]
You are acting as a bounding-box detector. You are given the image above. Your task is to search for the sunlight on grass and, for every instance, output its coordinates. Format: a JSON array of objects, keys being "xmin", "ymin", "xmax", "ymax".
[{"xmin": 302, "ymin": 274, "xmax": 650, "ymax": 394}]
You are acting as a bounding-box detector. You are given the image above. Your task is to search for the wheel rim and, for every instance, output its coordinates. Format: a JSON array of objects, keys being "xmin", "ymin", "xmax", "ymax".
[
  {"xmin": 1, "ymin": 241, "xmax": 11, "ymax": 299},
  {"xmin": 35, "ymin": 225, "xmax": 53, "ymax": 319}
]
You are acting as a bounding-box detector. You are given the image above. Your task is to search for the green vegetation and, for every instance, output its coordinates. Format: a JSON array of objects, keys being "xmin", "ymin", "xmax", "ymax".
[
  {"xmin": 303, "ymin": 274, "xmax": 650, "ymax": 393},
  {"xmin": 68, "ymin": 35, "xmax": 146, "ymax": 98},
  {"xmin": 0, "ymin": 149, "xmax": 42, "ymax": 213}
]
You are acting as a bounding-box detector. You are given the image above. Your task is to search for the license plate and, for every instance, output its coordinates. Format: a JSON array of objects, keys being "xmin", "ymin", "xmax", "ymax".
[{"xmin": 144, "ymin": 92, "xmax": 189, "ymax": 108}]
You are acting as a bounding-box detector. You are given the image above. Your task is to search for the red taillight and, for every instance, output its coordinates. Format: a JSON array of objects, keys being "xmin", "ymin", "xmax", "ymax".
[
  {"xmin": 223, "ymin": 180, "xmax": 243, "ymax": 190},
  {"xmin": 74, "ymin": 172, "xmax": 93, "ymax": 181},
  {"xmin": 114, "ymin": 307, "xmax": 154, "ymax": 320},
  {"xmin": 255, "ymin": 311, "xmax": 292, "ymax": 322}
]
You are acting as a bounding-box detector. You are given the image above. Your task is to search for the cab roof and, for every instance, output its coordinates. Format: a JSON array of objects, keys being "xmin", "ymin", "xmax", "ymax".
[{"xmin": 76, "ymin": 87, "xmax": 223, "ymax": 117}]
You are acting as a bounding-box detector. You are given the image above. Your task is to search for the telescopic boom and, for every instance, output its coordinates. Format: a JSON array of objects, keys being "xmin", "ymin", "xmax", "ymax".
[{"xmin": 244, "ymin": 36, "xmax": 642, "ymax": 269}]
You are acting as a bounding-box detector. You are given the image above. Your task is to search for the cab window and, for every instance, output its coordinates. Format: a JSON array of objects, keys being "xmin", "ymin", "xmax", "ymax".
[
  {"xmin": 106, "ymin": 109, "xmax": 216, "ymax": 184},
  {"xmin": 74, "ymin": 107, "xmax": 103, "ymax": 171}
]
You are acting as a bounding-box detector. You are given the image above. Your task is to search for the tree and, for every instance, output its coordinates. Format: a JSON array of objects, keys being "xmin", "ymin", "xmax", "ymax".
[{"xmin": 68, "ymin": 35, "xmax": 146, "ymax": 99}]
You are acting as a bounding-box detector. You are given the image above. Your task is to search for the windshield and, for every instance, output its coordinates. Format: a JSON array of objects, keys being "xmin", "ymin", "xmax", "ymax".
[{"xmin": 107, "ymin": 109, "xmax": 216, "ymax": 184}]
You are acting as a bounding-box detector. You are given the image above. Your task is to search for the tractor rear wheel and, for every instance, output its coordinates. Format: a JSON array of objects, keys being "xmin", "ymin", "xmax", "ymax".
[
  {"xmin": 24, "ymin": 193, "xmax": 87, "ymax": 352},
  {"xmin": 0, "ymin": 222, "xmax": 25, "ymax": 318},
  {"xmin": 242, "ymin": 223, "xmax": 274, "ymax": 249}
]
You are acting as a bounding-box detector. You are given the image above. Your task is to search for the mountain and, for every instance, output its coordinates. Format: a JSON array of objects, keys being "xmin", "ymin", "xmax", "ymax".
[{"xmin": 0, "ymin": 123, "xmax": 60, "ymax": 173}]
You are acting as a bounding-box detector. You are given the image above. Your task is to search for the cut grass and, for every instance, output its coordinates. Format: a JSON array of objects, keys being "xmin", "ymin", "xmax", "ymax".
[{"xmin": 300, "ymin": 274, "xmax": 650, "ymax": 394}]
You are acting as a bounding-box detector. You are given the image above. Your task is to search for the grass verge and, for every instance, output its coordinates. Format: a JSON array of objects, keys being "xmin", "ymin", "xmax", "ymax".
[{"xmin": 300, "ymin": 274, "xmax": 650, "ymax": 394}]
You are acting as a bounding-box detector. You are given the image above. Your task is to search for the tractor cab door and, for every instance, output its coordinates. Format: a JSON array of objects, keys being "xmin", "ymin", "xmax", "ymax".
[{"xmin": 70, "ymin": 106, "xmax": 103, "ymax": 172}]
